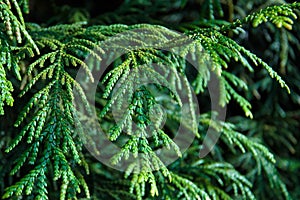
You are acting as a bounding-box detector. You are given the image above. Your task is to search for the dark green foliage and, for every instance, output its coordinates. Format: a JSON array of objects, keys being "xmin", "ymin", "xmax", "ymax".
[{"xmin": 1, "ymin": 0, "xmax": 300, "ymax": 199}]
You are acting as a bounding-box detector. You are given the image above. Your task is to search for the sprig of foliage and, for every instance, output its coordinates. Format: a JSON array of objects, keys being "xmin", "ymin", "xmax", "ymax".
[
  {"xmin": 0, "ymin": 0, "xmax": 38, "ymax": 115},
  {"xmin": 2, "ymin": 23, "xmax": 102, "ymax": 199}
]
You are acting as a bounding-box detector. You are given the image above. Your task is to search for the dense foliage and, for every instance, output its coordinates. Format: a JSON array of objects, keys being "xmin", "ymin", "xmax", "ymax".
[{"xmin": 0, "ymin": 0, "xmax": 299, "ymax": 199}]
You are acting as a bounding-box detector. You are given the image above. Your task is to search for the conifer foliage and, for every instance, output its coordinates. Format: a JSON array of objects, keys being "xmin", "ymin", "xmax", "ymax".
[{"xmin": 0, "ymin": 0, "xmax": 300, "ymax": 199}]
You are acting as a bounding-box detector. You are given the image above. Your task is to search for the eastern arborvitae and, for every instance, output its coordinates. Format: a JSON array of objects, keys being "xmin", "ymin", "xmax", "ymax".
[{"xmin": 0, "ymin": 0, "xmax": 300, "ymax": 200}]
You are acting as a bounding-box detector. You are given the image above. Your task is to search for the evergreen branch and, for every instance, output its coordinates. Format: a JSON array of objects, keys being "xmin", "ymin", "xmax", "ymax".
[
  {"xmin": 0, "ymin": 2, "xmax": 39, "ymax": 53},
  {"xmin": 221, "ymin": 2, "xmax": 300, "ymax": 31},
  {"xmin": 2, "ymin": 1, "xmax": 298, "ymax": 199},
  {"xmin": 0, "ymin": 63, "xmax": 14, "ymax": 115}
]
